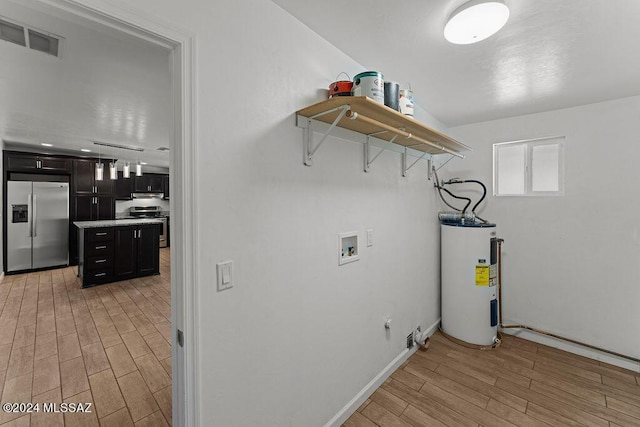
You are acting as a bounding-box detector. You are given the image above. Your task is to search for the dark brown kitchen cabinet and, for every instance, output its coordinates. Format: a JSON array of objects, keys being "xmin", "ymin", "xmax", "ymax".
[
  {"xmin": 73, "ymin": 195, "xmax": 115, "ymax": 221},
  {"xmin": 113, "ymin": 224, "xmax": 160, "ymax": 280},
  {"xmin": 115, "ymin": 171, "xmax": 134, "ymax": 200},
  {"xmin": 70, "ymin": 195, "xmax": 114, "ymax": 265},
  {"xmin": 163, "ymin": 175, "xmax": 170, "ymax": 200},
  {"xmin": 72, "ymin": 159, "xmax": 114, "ymax": 195},
  {"xmin": 78, "ymin": 223, "xmax": 160, "ymax": 287},
  {"xmin": 4, "ymin": 151, "xmax": 71, "ymax": 173},
  {"xmin": 78, "ymin": 227, "xmax": 115, "ymax": 286},
  {"xmin": 137, "ymin": 225, "xmax": 160, "ymax": 275},
  {"xmin": 134, "ymin": 174, "xmax": 164, "ymax": 193}
]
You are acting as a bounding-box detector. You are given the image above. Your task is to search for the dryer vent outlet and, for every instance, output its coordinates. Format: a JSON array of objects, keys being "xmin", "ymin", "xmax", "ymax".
[{"xmin": 406, "ymin": 332, "xmax": 414, "ymax": 349}]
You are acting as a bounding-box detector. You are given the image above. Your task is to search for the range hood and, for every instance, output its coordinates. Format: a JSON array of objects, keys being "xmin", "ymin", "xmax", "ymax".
[{"xmin": 131, "ymin": 192, "xmax": 164, "ymax": 199}]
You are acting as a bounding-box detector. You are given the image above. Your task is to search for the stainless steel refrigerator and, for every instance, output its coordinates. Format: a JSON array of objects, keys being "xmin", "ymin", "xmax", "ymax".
[{"xmin": 6, "ymin": 181, "xmax": 69, "ymax": 272}]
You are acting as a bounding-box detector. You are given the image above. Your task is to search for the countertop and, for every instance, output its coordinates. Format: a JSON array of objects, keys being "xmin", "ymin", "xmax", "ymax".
[{"xmin": 74, "ymin": 218, "xmax": 165, "ymax": 229}]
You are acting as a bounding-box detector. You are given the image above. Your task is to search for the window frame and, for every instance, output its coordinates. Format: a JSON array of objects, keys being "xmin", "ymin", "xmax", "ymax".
[{"xmin": 493, "ymin": 136, "xmax": 565, "ymax": 197}]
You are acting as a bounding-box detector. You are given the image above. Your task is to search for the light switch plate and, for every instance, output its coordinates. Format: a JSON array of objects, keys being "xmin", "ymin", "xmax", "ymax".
[
  {"xmin": 216, "ymin": 261, "xmax": 233, "ymax": 291},
  {"xmin": 366, "ymin": 229, "xmax": 373, "ymax": 247}
]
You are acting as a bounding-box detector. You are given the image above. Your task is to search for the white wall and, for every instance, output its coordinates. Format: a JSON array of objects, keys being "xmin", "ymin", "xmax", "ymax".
[
  {"xmin": 446, "ymin": 96, "xmax": 640, "ymax": 368},
  {"xmin": 72, "ymin": 0, "xmax": 445, "ymax": 425}
]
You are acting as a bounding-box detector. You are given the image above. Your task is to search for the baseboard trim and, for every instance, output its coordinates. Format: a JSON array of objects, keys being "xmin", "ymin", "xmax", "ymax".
[
  {"xmin": 500, "ymin": 324, "xmax": 640, "ymax": 373},
  {"xmin": 324, "ymin": 318, "xmax": 441, "ymax": 427}
]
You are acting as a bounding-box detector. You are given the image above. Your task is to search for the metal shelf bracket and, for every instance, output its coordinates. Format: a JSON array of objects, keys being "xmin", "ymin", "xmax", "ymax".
[
  {"xmin": 364, "ymin": 132, "xmax": 394, "ymax": 173},
  {"xmin": 402, "ymin": 147, "xmax": 428, "ymax": 177},
  {"xmin": 434, "ymin": 154, "xmax": 456, "ymax": 173},
  {"xmin": 303, "ymin": 105, "xmax": 350, "ymax": 166}
]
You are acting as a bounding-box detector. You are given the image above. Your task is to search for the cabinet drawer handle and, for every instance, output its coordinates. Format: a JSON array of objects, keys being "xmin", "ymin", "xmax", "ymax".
[
  {"xmin": 95, "ymin": 259, "xmax": 107, "ymax": 264},
  {"xmin": 95, "ymin": 245, "xmax": 107, "ymax": 249},
  {"xmin": 95, "ymin": 232, "xmax": 107, "ymax": 236},
  {"xmin": 94, "ymin": 273, "xmax": 107, "ymax": 277}
]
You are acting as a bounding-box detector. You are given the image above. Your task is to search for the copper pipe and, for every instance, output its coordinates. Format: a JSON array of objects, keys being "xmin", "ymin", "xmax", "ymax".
[
  {"xmin": 497, "ymin": 240, "xmax": 640, "ymax": 364},
  {"xmin": 500, "ymin": 324, "xmax": 640, "ymax": 363},
  {"xmin": 439, "ymin": 328, "xmax": 502, "ymax": 352}
]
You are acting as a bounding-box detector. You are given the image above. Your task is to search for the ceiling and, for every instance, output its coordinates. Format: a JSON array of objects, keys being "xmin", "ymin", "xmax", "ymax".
[
  {"xmin": 2, "ymin": 0, "xmax": 639, "ymax": 163},
  {"xmin": 273, "ymin": 0, "xmax": 640, "ymax": 127},
  {"xmin": 0, "ymin": 0, "xmax": 171, "ymax": 169}
]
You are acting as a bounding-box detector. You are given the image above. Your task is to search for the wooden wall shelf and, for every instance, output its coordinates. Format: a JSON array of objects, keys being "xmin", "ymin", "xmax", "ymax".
[{"xmin": 296, "ymin": 97, "xmax": 471, "ymax": 171}]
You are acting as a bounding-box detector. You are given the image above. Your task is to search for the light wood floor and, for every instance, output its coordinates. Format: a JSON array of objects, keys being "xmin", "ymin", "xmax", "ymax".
[
  {"xmin": 0, "ymin": 248, "xmax": 172, "ymax": 426},
  {"xmin": 345, "ymin": 331, "xmax": 640, "ymax": 427}
]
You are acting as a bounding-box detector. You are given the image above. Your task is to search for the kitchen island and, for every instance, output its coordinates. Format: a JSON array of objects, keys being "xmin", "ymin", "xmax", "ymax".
[{"xmin": 75, "ymin": 218, "xmax": 163, "ymax": 287}]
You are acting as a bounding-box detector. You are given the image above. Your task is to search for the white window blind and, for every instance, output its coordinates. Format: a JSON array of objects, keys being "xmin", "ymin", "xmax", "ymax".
[{"xmin": 493, "ymin": 136, "xmax": 564, "ymax": 196}]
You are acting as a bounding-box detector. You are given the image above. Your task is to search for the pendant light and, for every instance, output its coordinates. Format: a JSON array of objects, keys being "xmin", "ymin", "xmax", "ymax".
[
  {"xmin": 92, "ymin": 141, "xmax": 145, "ymax": 178},
  {"xmin": 109, "ymin": 162, "xmax": 117, "ymax": 180},
  {"xmin": 444, "ymin": 0, "xmax": 509, "ymax": 44},
  {"xmin": 108, "ymin": 148, "xmax": 116, "ymax": 180},
  {"xmin": 95, "ymin": 153, "xmax": 104, "ymax": 181}
]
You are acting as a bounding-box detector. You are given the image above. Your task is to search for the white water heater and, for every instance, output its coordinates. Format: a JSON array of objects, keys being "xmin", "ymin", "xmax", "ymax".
[{"xmin": 441, "ymin": 221, "xmax": 499, "ymax": 346}]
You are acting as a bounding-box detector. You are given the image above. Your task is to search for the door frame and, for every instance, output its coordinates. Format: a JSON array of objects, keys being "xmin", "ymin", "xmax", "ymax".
[{"xmin": 39, "ymin": 1, "xmax": 199, "ymax": 425}]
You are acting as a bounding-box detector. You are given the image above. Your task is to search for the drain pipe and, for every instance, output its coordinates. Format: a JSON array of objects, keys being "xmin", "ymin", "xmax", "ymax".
[{"xmin": 497, "ymin": 240, "xmax": 640, "ymax": 364}]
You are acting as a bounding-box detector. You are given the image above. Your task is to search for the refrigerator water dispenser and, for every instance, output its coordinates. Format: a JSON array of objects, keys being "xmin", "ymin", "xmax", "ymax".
[{"xmin": 12, "ymin": 204, "xmax": 28, "ymax": 223}]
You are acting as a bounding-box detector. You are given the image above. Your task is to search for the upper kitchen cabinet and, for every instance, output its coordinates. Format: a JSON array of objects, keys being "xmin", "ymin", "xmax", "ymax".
[
  {"xmin": 134, "ymin": 173, "xmax": 164, "ymax": 193},
  {"xmin": 163, "ymin": 175, "xmax": 170, "ymax": 200},
  {"xmin": 4, "ymin": 151, "xmax": 72, "ymax": 174},
  {"xmin": 115, "ymin": 171, "xmax": 134, "ymax": 200},
  {"xmin": 72, "ymin": 159, "xmax": 114, "ymax": 195},
  {"xmin": 73, "ymin": 195, "xmax": 115, "ymax": 221}
]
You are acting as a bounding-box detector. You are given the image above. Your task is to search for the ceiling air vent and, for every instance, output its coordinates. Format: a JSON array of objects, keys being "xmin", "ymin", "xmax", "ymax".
[
  {"xmin": 0, "ymin": 16, "xmax": 62, "ymax": 58},
  {"xmin": 0, "ymin": 18, "xmax": 26, "ymax": 47}
]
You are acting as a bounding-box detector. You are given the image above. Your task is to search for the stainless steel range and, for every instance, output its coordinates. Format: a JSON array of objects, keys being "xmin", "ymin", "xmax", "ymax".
[{"xmin": 129, "ymin": 206, "xmax": 168, "ymax": 248}]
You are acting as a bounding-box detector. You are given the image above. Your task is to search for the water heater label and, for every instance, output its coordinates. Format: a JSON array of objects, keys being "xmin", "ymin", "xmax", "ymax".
[
  {"xmin": 475, "ymin": 265, "xmax": 489, "ymax": 286},
  {"xmin": 489, "ymin": 264, "xmax": 497, "ymax": 287}
]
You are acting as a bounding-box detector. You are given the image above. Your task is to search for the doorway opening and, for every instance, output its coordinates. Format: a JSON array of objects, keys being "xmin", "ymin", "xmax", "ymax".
[{"xmin": 37, "ymin": 1, "xmax": 199, "ymax": 425}]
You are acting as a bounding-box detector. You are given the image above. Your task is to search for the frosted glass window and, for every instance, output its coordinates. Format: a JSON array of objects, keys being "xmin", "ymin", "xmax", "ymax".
[
  {"xmin": 532, "ymin": 144, "xmax": 559, "ymax": 192},
  {"xmin": 496, "ymin": 144, "xmax": 525, "ymax": 195},
  {"xmin": 493, "ymin": 137, "xmax": 564, "ymax": 196}
]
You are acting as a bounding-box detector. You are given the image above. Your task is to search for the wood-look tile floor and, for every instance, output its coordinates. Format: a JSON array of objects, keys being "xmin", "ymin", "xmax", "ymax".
[
  {"xmin": 345, "ymin": 331, "xmax": 640, "ymax": 427},
  {"xmin": 0, "ymin": 248, "xmax": 172, "ymax": 426}
]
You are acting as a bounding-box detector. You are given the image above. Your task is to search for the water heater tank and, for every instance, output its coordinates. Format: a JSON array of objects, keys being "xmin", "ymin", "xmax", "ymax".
[{"xmin": 441, "ymin": 221, "xmax": 499, "ymax": 346}]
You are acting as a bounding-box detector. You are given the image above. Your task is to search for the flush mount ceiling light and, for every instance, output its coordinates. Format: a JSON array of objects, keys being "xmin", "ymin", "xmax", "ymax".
[{"xmin": 444, "ymin": 0, "xmax": 509, "ymax": 44}]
